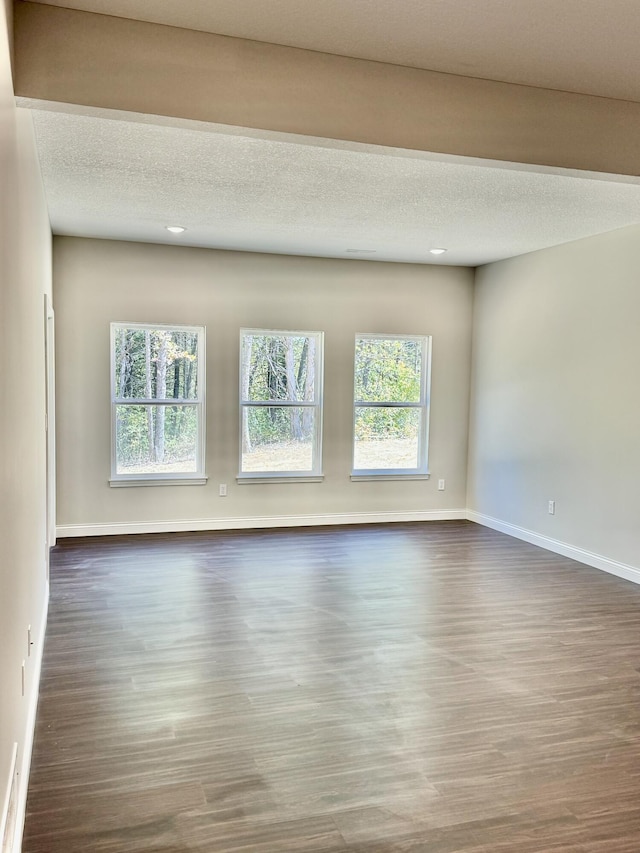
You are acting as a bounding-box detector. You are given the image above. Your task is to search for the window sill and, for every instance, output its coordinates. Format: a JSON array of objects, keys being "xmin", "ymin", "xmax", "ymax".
[
  {"xmin": 236, "ymin": 474, "xmax": 324, "ymax": 485},
  {"xmin": 350, "ymin": 473, "xmax": 430, "ymax": 482},
  {"xmin": 110, "ymin": 476, "xmax": 208, "ymax": 488}
]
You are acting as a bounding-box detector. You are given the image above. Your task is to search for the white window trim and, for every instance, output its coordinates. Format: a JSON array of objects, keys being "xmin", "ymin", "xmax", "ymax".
[
  {"xmin": 352, "ymin": 332, "xmax": 432, "ymax": 478},
  {"xmin": 110, "ymin": 321, "xmax": 206, "ymax": 485},
  {"xmin": 238, "ymin": 328, "xmax": 324, "ymax": 481}
]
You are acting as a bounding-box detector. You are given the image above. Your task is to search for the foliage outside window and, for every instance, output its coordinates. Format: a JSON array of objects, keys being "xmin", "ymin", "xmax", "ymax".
[
  {"xmin": 353, "ymin": 334, "xmax": 431, "ymax": 476},
  {"xmin": 239, "ymin": 330, "xmax": 323, "ymax": 478},
  {"xmin": 111, "ymin": 323, "xmax": 205, "ymax": 483}
]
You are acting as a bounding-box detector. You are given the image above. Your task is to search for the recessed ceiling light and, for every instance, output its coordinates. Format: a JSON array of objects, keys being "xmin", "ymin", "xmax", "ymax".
[
  {"xmin": 429, "ymin": 247, "xmax": 447, "ymax": 255},
  {"xmin": 165, "ymin": 225, "xmax": 186, "ymax": 234},
  {"xmin": 346, "ymin": 248, "xmax": 376, "ymax": 254}
]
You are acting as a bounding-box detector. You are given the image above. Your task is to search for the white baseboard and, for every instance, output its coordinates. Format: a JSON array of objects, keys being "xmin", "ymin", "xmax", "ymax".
[
  {"xmin": 56, "ymin": 509, "xmax": 467, "ymax": 538},
  {"xmin": 9, "ymin": 585, "xmax": 48, "ymax": 853},
  {"xmin": 467, "ymin": 510, "xmax": 640, "ymax": 586},
  {"xmin": 58, "ymin": 509, "xmax": 640, "ymax": 587}
]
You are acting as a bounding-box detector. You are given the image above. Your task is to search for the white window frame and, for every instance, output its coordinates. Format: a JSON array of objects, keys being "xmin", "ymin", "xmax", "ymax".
[
  {"xmin": 110, "ymin": 322, "xmax": 206, "ymax": 486},
  {"xmin": 238, "ymin": 328, "xmax": 324, "ymax": 483},
  {"xmin": 351, "ymin": 332, "xmax": 432, "ymax": 480}
]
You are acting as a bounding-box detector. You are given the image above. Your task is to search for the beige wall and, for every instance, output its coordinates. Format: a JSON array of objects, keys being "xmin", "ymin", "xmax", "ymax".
[
  {"xmin": 54, "ymin": 237, "xmax": 473, "ymax": 532},
  {"xmin": 15, "ymin": 2, "xmax": 640, "ymax": 177},
  {"xmin": 468, "ymin": 224, "xmax": 640, "ymax": 570},
  {"xmin": 0, "ymin": 0, "xmax": 51, "ymax": 846}
]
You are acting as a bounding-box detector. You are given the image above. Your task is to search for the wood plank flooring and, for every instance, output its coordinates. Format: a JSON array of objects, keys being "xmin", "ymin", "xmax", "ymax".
[{"xmin": 22, "ymin": 520, "xmax": 640, "ymax": 852}]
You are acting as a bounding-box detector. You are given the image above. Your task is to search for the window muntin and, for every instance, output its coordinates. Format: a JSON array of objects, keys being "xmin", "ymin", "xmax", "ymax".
[
  {"xmin": 239, "ymin": 330, "xmax": 323, "ymax": 478},
  {"xmin": 111, "ymin": 323, "xmax": 205, "ymax": 482},
  {"xmin": 353, "ymin": 334, "xmax": 431, "ymax": 476}
]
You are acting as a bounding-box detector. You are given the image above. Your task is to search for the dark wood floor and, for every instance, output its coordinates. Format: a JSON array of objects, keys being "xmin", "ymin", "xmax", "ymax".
[{"xmin": 22, "ymin": 520, "xmax": 640, "ymax": 852}]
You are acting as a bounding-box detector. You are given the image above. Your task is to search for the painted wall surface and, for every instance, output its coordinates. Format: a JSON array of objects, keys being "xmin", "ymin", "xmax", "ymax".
[
  {"xmin": 0, "ymin": 0, "xmax": 51, "ymax": 845},
  {"xmin": 15, "ymin": 2, "xmax": 640, "ymax": 176},
  {"xmin": 468, "ymin": 224, "xmax": 640, "ymax": 570},
  {"xmin": 54, "ymin": 237, "xmax": 473, "ymax": 532}
]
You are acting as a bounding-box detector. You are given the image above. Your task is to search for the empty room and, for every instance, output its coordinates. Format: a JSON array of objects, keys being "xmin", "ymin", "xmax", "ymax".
[{"xmin": 3, "ymin": 1, "xmax": 640, "ymax": 851}]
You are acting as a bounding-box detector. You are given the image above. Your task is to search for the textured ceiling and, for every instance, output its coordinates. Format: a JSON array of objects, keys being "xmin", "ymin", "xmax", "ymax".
[
  {"xmin": 28, "ymin": 107, "xmax": 640, "ymax": 266},
  {"xmin": 24, "ymin": 0, "xmax": 640, "ymax": 102}
]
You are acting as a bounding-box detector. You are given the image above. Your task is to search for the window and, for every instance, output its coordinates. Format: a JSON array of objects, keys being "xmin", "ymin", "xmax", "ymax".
[
  {"xmin": 353, "ymin": 334, "xmax": 431, "ymax": 477},
  {"xmin": 239, "ymin": 329, "xmax": 324, "ymax": 479},
  {"xmin": 110, "ymin": 323, "xmax": 206, "ymax": 484}
]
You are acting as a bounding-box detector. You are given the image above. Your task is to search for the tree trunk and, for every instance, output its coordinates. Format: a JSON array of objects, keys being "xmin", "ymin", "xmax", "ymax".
[
  {"xmin": 302, "ymin": 337, "xmax": 315, "ymax": 437},
  {"xmin": 172, "ymin": 347, "xmax": 181, "ymax": 439},
  {"xmin": 173, "ymin": 356, "xmax": 181, "ymax": 399},
  {"xmin": 241, "ymin": 334, "xmax": 253, "ymax": 453},
  {"xmin": 185, "ymin": 334, "xmax": 196, "ymax": 398},
  {"xmin": 285, "ymin": 337, "xmax": 302, "ymax": 440},
  {"xmin": 118, "ymin": 328, "xmax": 128, "ymax": 397},
  {"xmin": 145, "ymin": 330, "xmax": 154, "ymax": 458},
  {"xmin": 296, "ymin": 338, "xmax": 308, "ymax": 391},
  {"xmin": 154, "ymin": 332, "xmax": 168, "ymax": 463}
]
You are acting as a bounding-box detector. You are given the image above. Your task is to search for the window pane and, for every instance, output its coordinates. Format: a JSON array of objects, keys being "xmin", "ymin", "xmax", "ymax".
[
  {"xmin": 114, "ymin": 328, "xmax": 199, "ymax": 400},
  {"xmin": 354, "ymin": 407, "xmax": 420, "ymax": 470},
  {"xmin": 242, "ymin": 333, "xmax": 316, "ymax": 402},
  {"xmin": 241, "ymin": 407, "xmax": 316, "ymax": 472},
  {"xmin": 355, "ymin": 337, "xmax": 422, "ymax": 403},
  {"xmin": 116, "ymin": 405, "xmax": 198, "ymax": 474}
]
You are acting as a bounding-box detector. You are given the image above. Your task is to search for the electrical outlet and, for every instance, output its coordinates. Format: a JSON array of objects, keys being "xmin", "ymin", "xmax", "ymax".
[
  {"xmin": 219, "ymin": 484, "xmax": 227, "ymax": 497},
  {"xmin": 438, "ymin": 479, "xmax": 445, "ymax": 491},
  {"xmin": 548, "ymin": 500, "xmax": 555, "ymax": 515}
]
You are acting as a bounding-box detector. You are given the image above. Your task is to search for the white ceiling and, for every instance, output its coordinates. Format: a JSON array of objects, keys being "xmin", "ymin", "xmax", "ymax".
[
  {"xmin": 21, "ymin": 1, "xmax": 640, "ymax": 265},
  {"xmin": 25, "ymin": 0, "xmax": 640, "ymax": 102},
  {"xmin": 28, "ymin": 106, "xmax": 640, "ymax": 267}
]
